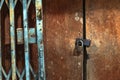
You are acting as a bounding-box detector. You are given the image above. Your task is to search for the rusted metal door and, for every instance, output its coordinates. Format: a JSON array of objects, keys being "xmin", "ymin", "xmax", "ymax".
[
  {"xmin": 44, "ymin": 0, "xmax": 120, "ymax": 80},
  {"xmin": 43, "ymin": 0, "xmax": 84, "ymax": 80},
  {"xmin": 86, "ymin": 0, "xmax": 120, "ymax": 80}
]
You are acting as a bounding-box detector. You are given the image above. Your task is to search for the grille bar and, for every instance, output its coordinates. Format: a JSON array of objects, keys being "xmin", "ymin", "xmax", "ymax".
[
  {"xmin": 0, "ymin": 0, "xmax": 4, "ymax": 79},
  {"xmin": 35, "ymin": 0, "xmax": 46, "ymax": 79},
  {"xmin": 23, "ymin": 0, "xmax": 30, "ymax": 80},
  {"xmin": 9, "ymin": 0, "xmax": 17, "ymax": 79},
  {"xmin": 0, "ymin": 6, "xmax": 2, "ymax": 80}
]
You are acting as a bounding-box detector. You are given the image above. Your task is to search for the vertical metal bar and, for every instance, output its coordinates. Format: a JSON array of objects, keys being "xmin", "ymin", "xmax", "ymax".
[
  {"xmin": 35, "ymin": 0, "xmax": 46, "ymax": 80},
  {"xmin": 9, "ymin": 0, "xmax": 16, "ymax": 79},
  {"xmin": 0, "ymin": 9, "xmax": 2, "ymax": 80},
  {"xmin": 0, "ymin": 0, "xmax": 4, "ymax": 79},
  {"xmin": 23, "ymin": 0, "xmax": 30, "ymax": 80},
  {"xmin": 82, "ymin": 0, "xmax": 87, "ymax": 80}
]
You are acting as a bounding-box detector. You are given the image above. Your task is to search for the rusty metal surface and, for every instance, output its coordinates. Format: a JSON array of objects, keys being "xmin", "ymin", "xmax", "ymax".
[
  {"xmin": 86, "ymin": 0, "xmax": 120, "ymax": 80},
  {"xmin": 2, "ymin": 0, "xmax": 84, "ymax": 79},
  {"xmin": 1, "ymin": 2, "xmax": 11, "ymax": 79},
  {"xmin": 1, "ymin": 0, "xmax": 84, "ymax": 79},
  {"xmin": 43, "ymin": 0, "xmax": 83, "ymax": 80},
  {"xmin": 2, "ymin": 0, "xmax": 120, "ymax": 80}
]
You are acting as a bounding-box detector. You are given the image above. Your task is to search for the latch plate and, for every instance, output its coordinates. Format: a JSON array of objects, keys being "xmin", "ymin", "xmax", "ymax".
[
  {"xmin": 17, "ymin": 28, "xmax": 36, "ymax": 44},
  {"xmin": 74, "ymin": 38, "xmax": 91, "ymax": 55},
  {"xmin": 75, "ymin": 38, "xmax": 91, "ymax": 47}
]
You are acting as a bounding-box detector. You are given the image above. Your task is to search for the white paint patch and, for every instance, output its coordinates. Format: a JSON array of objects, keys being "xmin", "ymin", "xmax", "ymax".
[
  {"xmin": 94, "ymin": 39, "xmax": 101, "ymax": 47},
  {"xmin": 75, "ymin": 12, "xmax": 80, "ymax": 21}
]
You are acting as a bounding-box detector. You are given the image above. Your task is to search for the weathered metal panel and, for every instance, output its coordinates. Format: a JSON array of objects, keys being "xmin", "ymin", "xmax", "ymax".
[
  {"xmin": 86, "ymin": 0, "xmax": 120, "ymax": 80},
  {"xmin": 43, "ymin": 0, "xmax": 83, "ymax": 80}
]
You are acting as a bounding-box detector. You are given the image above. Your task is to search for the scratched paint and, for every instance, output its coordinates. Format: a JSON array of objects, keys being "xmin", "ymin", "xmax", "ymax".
[
  {"xmin": 23, "ymin": 0, "xmax": 30, "ymax": 80},
  {"xmin": 9, "ymin": 0, "xmax": 16, "ymax": 80},
  {"xmin": 35, "ymin": 0, "xmax": 46, "ymax": 80},
  {"xmin": 17, "ymin": 28, "xmax": 36, "ymax": 44}
]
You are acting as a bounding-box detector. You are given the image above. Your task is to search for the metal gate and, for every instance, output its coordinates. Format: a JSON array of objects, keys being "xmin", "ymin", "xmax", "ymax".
[{"xmin": 0, "ymin": 0, "xmax": 46, "ymax": 80}]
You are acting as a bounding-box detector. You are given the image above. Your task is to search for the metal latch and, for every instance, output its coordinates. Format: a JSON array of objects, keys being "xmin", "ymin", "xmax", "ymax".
[
  {"xmin": 74, "ymin": 38, "xmax": 91, "ymax": 55},
  {"xmin": 75, "ymin": 38, "xmax": 91, "ymax": 47}
]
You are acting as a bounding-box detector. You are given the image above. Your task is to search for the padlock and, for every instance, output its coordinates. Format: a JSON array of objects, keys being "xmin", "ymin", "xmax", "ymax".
[{"xmin": 73, "ymin": 38, "xmax": 91, "ymax": 56}]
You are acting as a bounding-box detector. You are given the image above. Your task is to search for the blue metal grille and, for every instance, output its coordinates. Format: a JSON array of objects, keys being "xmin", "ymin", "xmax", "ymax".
[{"xmin": 0, "ymin": 0, "xmax": 46, "ymax": 80}]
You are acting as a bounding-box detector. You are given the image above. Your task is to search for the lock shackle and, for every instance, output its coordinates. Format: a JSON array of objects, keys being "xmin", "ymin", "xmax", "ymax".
[
  {"xmin": 80, "ymin": 40, "xmax": 84, "ymax": 47},
  {"xmin": 75, "ymin": 38, "xmax": 91, "ymax": 47},
  {"xmin": 76, "ymin": 38, "xmax": 84, "ymax": 47}
]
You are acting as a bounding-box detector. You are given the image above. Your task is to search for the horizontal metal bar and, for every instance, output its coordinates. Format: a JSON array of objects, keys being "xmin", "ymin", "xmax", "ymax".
[
  {"xmin": 17, "ymin": 28, "xmax": 36, "ymax": 44},
  {"xmin": 5, "ymin": 28, "xmax": 36, "ymax": 44}
]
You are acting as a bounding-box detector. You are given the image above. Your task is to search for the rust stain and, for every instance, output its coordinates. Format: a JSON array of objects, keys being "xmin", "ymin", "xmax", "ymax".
[
  {"xmin": 86, "ymin": 0, "xmax": 120, "ymax": 80},
  {"xmin": 2, "ymin": 0, "xmax": 120, "ymax": 80},
  {"xmin": 43, "ymin": 0, "xmax": 83, "ymax": 80}
]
